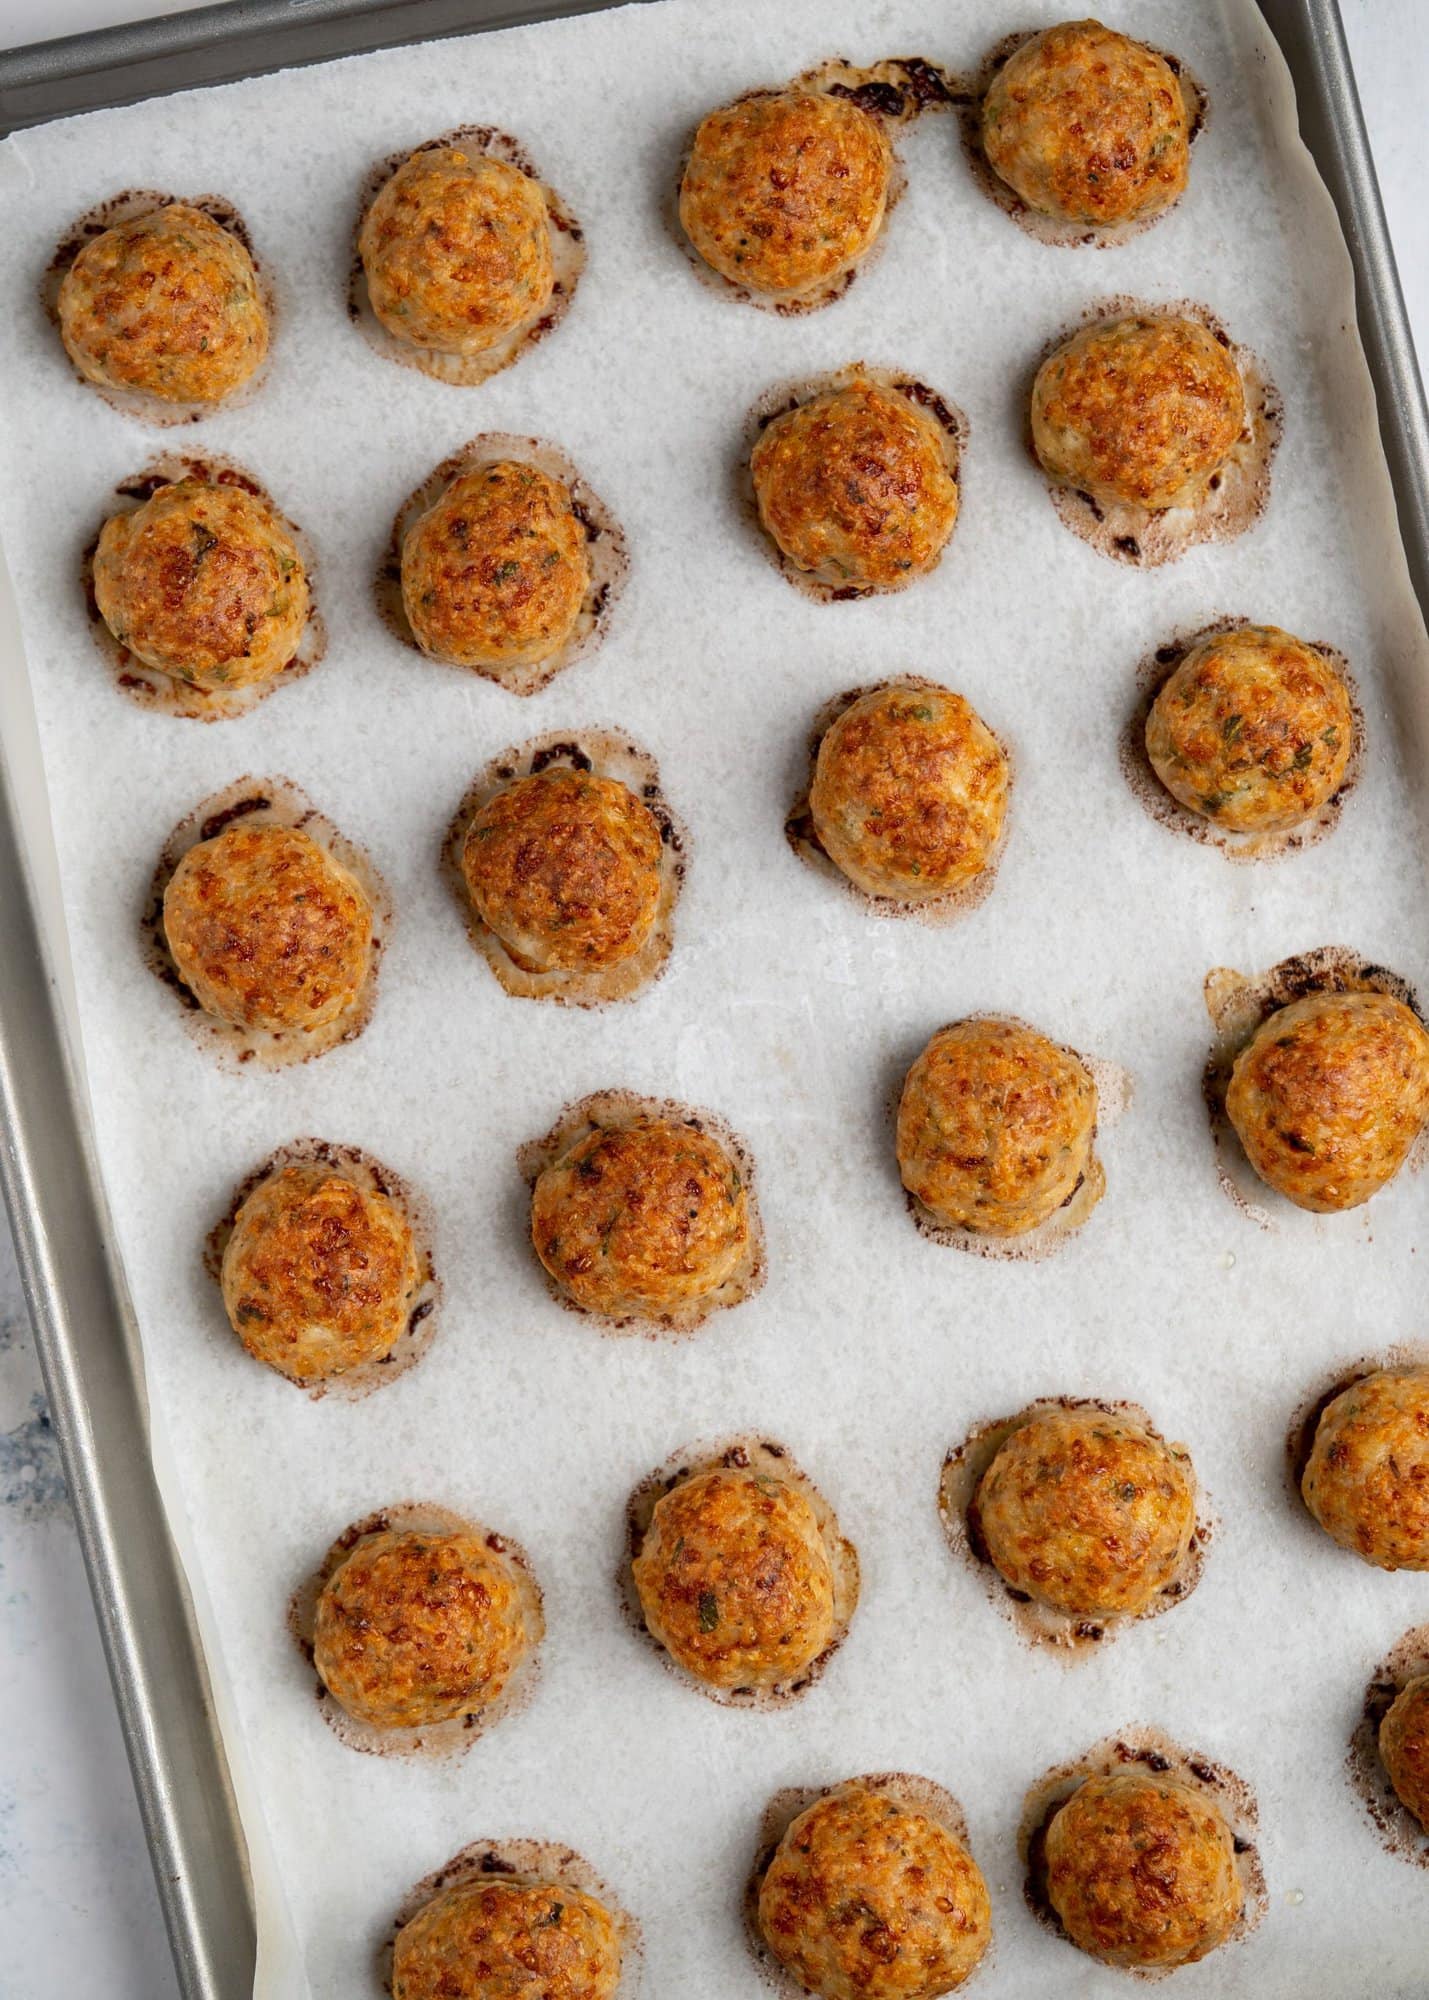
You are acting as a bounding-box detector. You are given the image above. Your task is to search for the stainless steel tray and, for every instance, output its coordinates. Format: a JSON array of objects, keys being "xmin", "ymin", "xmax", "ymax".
[{"xmin": 0, "ymin": 3, "xmax": 1424, "ymax": 1996}]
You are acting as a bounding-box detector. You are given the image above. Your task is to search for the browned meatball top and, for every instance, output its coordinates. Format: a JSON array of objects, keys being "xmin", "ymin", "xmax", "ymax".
[
  {"xmin": 1302, "ymin": 1368, "xmax": 1429, "ymax": 1570},
  {"xmin": 1381, "ymin": 1676, "xmax": 1429, "ymax": 1831},
  {"xmin": 393, "ymin": 1878, "xmax": 623, "ymax": 2000}
]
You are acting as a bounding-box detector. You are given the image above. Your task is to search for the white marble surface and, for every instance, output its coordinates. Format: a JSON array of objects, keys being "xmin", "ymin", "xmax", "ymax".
[{"xmin": 0, "ymin": 3, "xmax": 1424, "ymax": 1994}]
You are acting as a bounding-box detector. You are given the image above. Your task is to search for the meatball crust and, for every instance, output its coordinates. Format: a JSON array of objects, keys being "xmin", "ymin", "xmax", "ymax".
[
  {"xmin": 982, "ymin": 21, "xmax": 1191, "ymax": 227},
  {"xmin": 810, "ymin": 685, "xmax": 1009, "ymax": 901},
  {"xmin": 680, "ymin": 89, "xmax": 893, "ymax": 297},
  {"xmin": 531, "ymin": 1115, "xmax": 749, "ymax": 1320},
  {"xmin": 1380, "ymin": 1676, "xmax": 1429, "ymax": 1830},
  {"xmin": 162, "ymin": 822, "xmax": 373, "ymax": 1034},
  {"xmin": 897, "ymin": 1018, "xmax": 1098, "ymax": 1236},
  {"xmin": 359, "ymin": 147, "xmax": 554, "ymax": 355},
  {"xmin": 1225, "ymin": 991, "xmax": 1429, "ymax": 1212},
  {"xmin": 220, "ymin": 1163, "xmax": 419, "ymax": 1383},
  {"xmin": 633, "ymin": 1467, "xmax": 834, "ymax": 1689},
  {"xmin": 393, "ymin": 1878, "xmax": 623, "ymax": 2000},
  {"xmin": 313, "ymin": 1528, "xmax": 531, "ymax": 1730},
  {"xmin": 57, "ymin": 203, "xmax": 267, "ymax": 406},
  {"xmin": 1031, "ymin": 313, "xmax": 1245, "ymax": 511},
  {"xmin": 758, "ymin": 1786, "xmax": 992, "ymax": 1999},
  {"xmin": 1044, "ymin": 1772, "xmax": 1243, "ymax": 1970},
  {"xmin": 976, "ymin": 1407, "xmax": 1196, "ymax": 1618},
  {"xmin": 401, "ymin": 460, "xmax": 589, "ymax": 673},
  {"xmin": 93, "ymin": 480, "xmax": 308, "ymax": 691},
  {"xmin": 1302, "ymin": 1368, "xmax": 1429, "ymax": 1570},
  {"xmin": 462, "ymin": 769, "xmax": 663, "ymax": 974},
  {"xmin": 752, "ymin": 379, "xmax": 960, "ymax": 592},
  {"xmin": 1146, "ymin": 625, "xmax": 1353, "ymax": 834}
]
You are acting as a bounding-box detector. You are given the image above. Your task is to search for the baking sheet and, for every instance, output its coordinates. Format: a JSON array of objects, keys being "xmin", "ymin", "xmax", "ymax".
[{"xmin": 0, "ymin": 0, "xmax": 1427, "ymax": 1993}]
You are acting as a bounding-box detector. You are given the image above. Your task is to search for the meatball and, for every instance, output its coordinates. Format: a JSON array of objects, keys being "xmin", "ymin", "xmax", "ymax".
[
  {"xmin": 313, "ymin": 1527, "xmax": 532, "ymax": 1730},
  {"xmin": 752, "ymin": 378, "xmax": 960, "ymax": 592},
  {"xmin": 982, "ymin": 21, "xmax": 1191, "ymax": 227},
  {"xmin": 220, "ymin": 1163, "xmax": 420, "ymax": 1383},
  {"xmin": 897, "ymin": 1018, "xmax": 1098, "ymax": 1236},
  {"xmin": 1225, "ymin": 990, "xmax": 1429, "ymax": 1212},
  {"xmin": 401, "ymin": 460, "xmax": 589, "ymax": 674},
  {"xmin": 462, "ymin": 769, "xmax": 662, "ymax": 974},
  {"xmin": 531, "ymin": 1114, "xmax": 750, "ymax": 1320},
  {"xmin": 359, "ymin": 147, "xmax": 553, "ymax": 355},
  {"xmin": 57, "ymin": 202, "xmax": 267, "ymax": 406},
  {"xmin": 163, "ymin": 821, "xmax": 372, "ymax": 1034},
  {"xmin": 810, "ymin": 685, "xmax": 1009, "ymax": 901},
  {"xmin": 758, "ymin": 1785, "xmax": 992, "ymax": 1999},
  {"xmin": 393, "ymin": 1878, "xmax": 623, "ymax": 2000},
  {"xmin": 1302, "ymin": 1368, "xmax": 1429, "ymax": 1570},
  {"xmin": 1031, "ymin": 313, "xmax": 1245, "ymax": 511},
  {"xmin": 975, "ymin": 1407, "xmax": 1196, "ymax": 1618},
  {"xmin": 633, "ymin": 1467, "xmax": 834, "ymax": 1690},
  {"xmin": 1380, "ymin": 1676, "xmax": 1429, "ymax": 1831},
  {"xmin": 680, "ymin": 88, "xmax": 893, "ymax": 297},
  {"xmin": 93, "ymin": 480, "xmax": 308, "ymax": 692},
  {"xmin": 1146, "ymin": 625, "xmax": 1353, "ymax": 834},
  {"xmin": 1044, "ymin": 1771, "xmax": 1243, "ymax": 1970}
]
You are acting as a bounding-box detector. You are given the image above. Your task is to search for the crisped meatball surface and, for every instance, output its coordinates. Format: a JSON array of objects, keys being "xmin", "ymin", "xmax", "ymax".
[
  {"xmin": 1380, "ymin": 1676, "xmax": 1429, "ymax": 1830},
  {"xmin": 393, "ymin": 1878, "xmax": 623, "ymax": 2000},
  {"xmin": 1302, "ymin": 1368, "xmax": 1429, "ymax": 1570}
]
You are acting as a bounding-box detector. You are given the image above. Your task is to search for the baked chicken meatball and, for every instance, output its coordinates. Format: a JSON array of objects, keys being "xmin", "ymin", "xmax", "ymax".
[
  {"xmin": 359, "ymin": 147, "xmax": 554, "ymax": 356},
  {"xmin": 758, "ymin": 1785, "xmax": 992, "ymax": 1999},
  {"xmin": 680, "ymin": 88, "xmax": 893, "ymax": 298},
  {"xmin": 531, "ymin": 1113, "xmax": 750, "ymax": 1320},
  {"xmin": 811, "ymin": 685, "xmax": 1009, "ymax": 901},
  {"xmin": 633, "ymin": 1467, "xmax": 834, "ymax": 1689},
  {"xmin": 313, "ymin": 1527, "xmax": 532, "ymax": 1730},
  {"xmin": 163, "ymin": 821, "xmax": 373, "ymax": 1034},
  {"xmin": 1146, "ymin": 625, "xmax": 1353, "ymax": 834},
  {"xmin": 1302, "ymin": 1368, "xmax": 1429, "ymax": 1570},
  {"xmin": 752, "ymin": 379, "xmax": 960, "ymax": 592},
  {"xmin": 401, "ymin": 460, "xmax": 589, "ymax": 674},
  {"xmin": 393, "ymin": 1877, "xmax": 623, "ymax": 2000},
  {"xmin": 58, "ymin": 203, "xmax": 267, "ymax": 406},
  {"xmin": 897, "ymin": 1018, "xmax": 1098, "ymax": 1236},
  {"xmin": 93, "ymin": 480, "xmax": 308, "ymax": 692},
  {"xmin": 1380, "ymin": 1676, "xmax": 1429, "ymax": 1831},
  {"xmin": 220, "ymin": 1163, "xmax": 420, "ymax": 1383},
  {"xmin": 976, "ymin": 1407, "xmax": 1196, "ymax": 1619},
  {"xmin": 982, "ymin": 20, "xmax": 1191, "ymax": 228},
  {"xmin": 1225, "ymin": 990, "xmax": 1429, "ymax": 1212},
  {"xmin": 1031, "ymin": 313, "xmax": 1245, "ymax": 511},
  {"xmin": 462, "ymin": 769, "xmax": 662, "ymax": 974}
]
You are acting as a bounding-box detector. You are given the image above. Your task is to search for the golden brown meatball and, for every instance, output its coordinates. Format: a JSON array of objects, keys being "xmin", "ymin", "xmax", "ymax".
[
  {"xmin": 1044, "ymin": 1771, "xmax": 1243, "ymax": 1970},
  {"xmin": 897, "ymin": 1018, "xmax": 1098, "ymax": 1236},
  {"xmin": 393, "ymin": 1877, "xmax": 623, "ymax": 2000},
  {"xmin": 462, "ymin": 769, "xmax": 662, "ymax": 974},
  {"xmin": 1031, "ymin": 314, "xmax": 1245, "ymax": 511},
  {"xmin": 1146, "ymin": 625, "xmax": 1353, "ymax": 834},
  {"xmin": 163, "ymin": 822, "xmax": 373, "ymax": 1034},
  {"xmin": 359, "ymin": 147, "xmax": 554, "ymax": 355},
  {"xmin": 975, "ymin": 1407, "xmax": 1196, "ymax": 1619},
  {"xmin": 313, "ymin": 1527, "xmax": 533, "ymax": 1730},
  {"xmin": 220, "ymin": 1163, "xmax": 420, "ymax": 1383},
  {"xmin": 983, "ymin": 21, "xmax": 1191, "ymax": 227},
  {"xmin": 58, "ymin": 203, "xmax": 267, "ymax": 406},
  {"xmin": 1302, "ymin": 1368, "xmax": 1429, "ymax": 1570},
  {"xmin": 810, "ymin": 685, "xmax": 1009, "ymax": 901},
  {"xmin": 1225, "ymin": 991, "xmax": 1429, "ymax": 1212},
  {"xmin": 680, "ymin": 89, "xmax": 893, "ymax": 298},
  {"xmin": 758, "ymin": 1785, "xmax": 992, "ymax": 1999},
  {"xmin": 93, "ymin": 480, "xmax": 308, "ymax": 692},
  {"xmin": 401, "ymin": 461, "xmax": 589, "ymax": 674},
  {"xmin": 1380, "ymin": 1676, "xmax": 1429, "ymax": 1830},
  {"xmin": 752, "ymin": 379, "xmax": 960, "ymax": 592},
  {"xmin": 633, "ymin": 1468, "xmax": 834, "ymax": 1690},
  {"xmin": 531, "ymin": 1114, "xmax": 749, "ymax": 1320}
]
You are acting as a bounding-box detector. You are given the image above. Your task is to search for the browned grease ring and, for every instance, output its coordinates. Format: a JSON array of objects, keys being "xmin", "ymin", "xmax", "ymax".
[{"xmin": 1348, "ymin": 1623, "xmax": 1429, "ymax": 1869}]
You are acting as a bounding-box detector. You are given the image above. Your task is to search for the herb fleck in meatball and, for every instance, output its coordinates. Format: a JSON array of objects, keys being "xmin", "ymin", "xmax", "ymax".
[
  {"xmin": 1302, "ymin": 1368, "xmax": 1429, "ymax": 1570},
  {"xmin": 1044, "ymin": 1771, "xmax": 1243, "ymax": 1970},
  {"xmin": 1031, "ymin": 313, "xmax": 1245, "ymax": 511},
  {"xmin": 758, "ymin": 1785, "xmax": 992, "ymax": 1999},
  {"xmin": 1225, "ymin": 990, "xmax": 1429, "ymax": 1211},
  {"xmin": 1380, "ymin": 1676, "xmax": 1429, "ymax": 1830},
  {"xmin": 393, "ymin": 1878, "xmax": 623, "ymax": 2000}
]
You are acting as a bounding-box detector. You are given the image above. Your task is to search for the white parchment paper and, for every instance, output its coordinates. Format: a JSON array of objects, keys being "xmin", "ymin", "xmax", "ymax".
[{"xmin": 1, "ymin": 2, "xmax": 1428, "ymax": 1994}]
